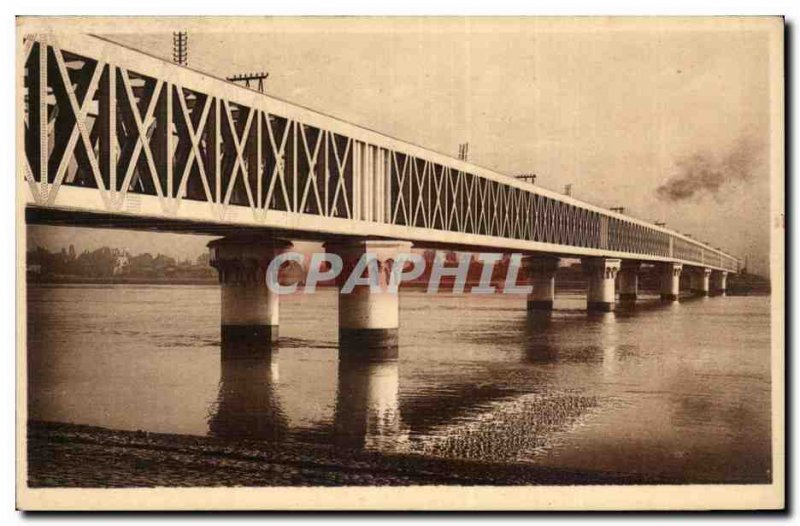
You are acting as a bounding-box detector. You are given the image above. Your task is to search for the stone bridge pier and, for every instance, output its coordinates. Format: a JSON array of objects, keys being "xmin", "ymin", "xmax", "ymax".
[
  {"xmin": 582, "ymin": 258, "xmax": 621, "ymax": 312},
  {"xmin": 208, "ymin": 237, "xmax": 293, "ymax": 348},
  {"xmin": 618, "ymin": 261, "xmax": 641, "ymax": 303},
  {"xmin": 711, "ymin": 270, "xmax": 729, "ymax": 296},
  {"xmin": 690, "ymin": 267, "xmax": 713, "ymax": 296},
  {"xmin": 660, "ymin": 262, "xmax": 683, "ymax": 302},
  {"xmin": 324, "ymin": 239, "xmax": 413, "ymax": 360},
  {"xmin": 524, "ymin": 255, "xmax": 560, "ymax": 311}
]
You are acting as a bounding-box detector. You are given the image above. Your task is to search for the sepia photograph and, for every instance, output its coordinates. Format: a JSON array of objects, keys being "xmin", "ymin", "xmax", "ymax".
[{"xmin": 14, "ymin": 14, "xmax": 784, "ymax": 511}]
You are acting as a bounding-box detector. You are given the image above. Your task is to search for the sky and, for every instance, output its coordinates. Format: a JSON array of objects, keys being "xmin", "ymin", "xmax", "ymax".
[{"xmin": 27, "ymin": 18, "xmax": 778, "ymax": 275}]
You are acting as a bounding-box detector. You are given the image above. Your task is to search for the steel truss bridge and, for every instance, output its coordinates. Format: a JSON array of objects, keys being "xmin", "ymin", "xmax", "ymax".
[{"xmin": 20, "ymin": 33, "xmax": 739, "ymax": 273}]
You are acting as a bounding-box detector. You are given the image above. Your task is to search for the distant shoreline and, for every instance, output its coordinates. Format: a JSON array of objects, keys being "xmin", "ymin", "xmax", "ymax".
[
  {"xmin": 27, "ymin": 275, "xmax": 219, "ymax": 286},
  {"xmin": 25, "ymin": 277, "xmax": 770, "ymax": 296}
]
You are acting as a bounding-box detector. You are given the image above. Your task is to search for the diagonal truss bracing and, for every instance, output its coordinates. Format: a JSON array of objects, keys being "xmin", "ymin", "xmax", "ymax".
[{"xmin": 21, "ymin": 34, "xmax": 738, "ymax": 273}]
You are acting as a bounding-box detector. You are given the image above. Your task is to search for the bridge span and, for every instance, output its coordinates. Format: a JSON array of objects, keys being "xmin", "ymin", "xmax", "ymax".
[{"xmin": 21, "ymin": 33, "xmax": 739, "ymax": 354}]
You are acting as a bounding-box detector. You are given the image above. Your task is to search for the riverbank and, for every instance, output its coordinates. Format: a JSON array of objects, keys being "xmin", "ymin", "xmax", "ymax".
[
  {"xmin": 23, "ymin": 278, "xmax": 770, "ymax": 297},
  {"xmin": 27, "ymin": 421, "xmax": 675, "ymax": 487},
  {"xmin": 27, "ymin": 275, "xmax": 218, "ymax": 286}
]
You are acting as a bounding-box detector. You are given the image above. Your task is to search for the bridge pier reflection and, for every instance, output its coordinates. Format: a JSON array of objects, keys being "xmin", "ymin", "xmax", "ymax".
[
  {"xmin": 207, "ymin": 346, "xmax": 288, "ymax": 442},
  {"xmin": 208, "ymin": 236, "xmax": 292, "ymax": 349},
  {"xmin": 523, "ymin": 310, "xmax": 559, "ymax": 363},
  {"xmin": 333, "ymin": 345, "xmax": 403, "ymax": 451},
  {"xmin": 523, "ymin": 308, "xmax": 620, "ymax": 371}
]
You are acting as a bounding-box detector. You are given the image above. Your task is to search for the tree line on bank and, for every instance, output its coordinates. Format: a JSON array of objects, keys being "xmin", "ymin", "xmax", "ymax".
[
  {"xmin": 25, "ymin": 244, "xmax": 769, "ymax": 294},
  {"xmin": 26, "ymin": 245, "xmax": 216, "ymax": 282}
]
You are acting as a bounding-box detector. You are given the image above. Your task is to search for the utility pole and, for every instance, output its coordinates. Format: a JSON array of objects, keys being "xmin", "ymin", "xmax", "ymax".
[
  {"xmin": 514, "ymin": 173, "xmax": 537, "ymax": 185},
  {"xmin": 227, "ymin": 72, "xmax": 270, "ymax": 93},
  {"xmin": 458, "ymin": 142, "xmax": 469, "ymax": 161},
  {"xmin": 173, "ymin": 31, "xmax": 188, "ymax": 66}
]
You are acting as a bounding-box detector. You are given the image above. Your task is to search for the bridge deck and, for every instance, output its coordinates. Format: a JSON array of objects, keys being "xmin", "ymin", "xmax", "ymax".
[{"xmin": 19, "ymin": 33, "xmax": 738, "ymax": 272}]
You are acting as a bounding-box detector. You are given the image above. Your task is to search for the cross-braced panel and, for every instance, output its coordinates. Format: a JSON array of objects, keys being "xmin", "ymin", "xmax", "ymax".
[{"xmin": 22, "ymin": 34, "xmax": 738, "ymax": 273}]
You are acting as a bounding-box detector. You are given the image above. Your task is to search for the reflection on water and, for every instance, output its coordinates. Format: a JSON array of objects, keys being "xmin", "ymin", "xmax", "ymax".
[
  {"xmin": 333, "ymin": 352, "xmax": 405, "ymax": 451},
  {"xmin": 207, "ymin": 350, "xmax": 287, "ymax": 442},
  {"xmin": 207, "ymin": 337, "xmax": 407, "ymax": 451},
  {"xmin": 27, "ymin": 286, "xmax": 772, "ymax": 483},
  {"xmin": 523, "ymin": 312, "xmax": 558, "ymax": 364},
  {"xmin": 523, "ymin": 309, "xmax": 619, "ymax": 367}
]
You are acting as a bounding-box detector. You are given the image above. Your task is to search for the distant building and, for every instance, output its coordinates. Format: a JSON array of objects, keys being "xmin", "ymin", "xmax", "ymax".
[{"xmin": 113, "ymin": 254, "xmax": 129, "ymax": 275}]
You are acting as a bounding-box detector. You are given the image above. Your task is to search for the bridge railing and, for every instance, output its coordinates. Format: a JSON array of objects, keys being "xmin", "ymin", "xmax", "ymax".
[{"xmin": 20, "ymin": 33, "xmax": 739, "ymax": 273}]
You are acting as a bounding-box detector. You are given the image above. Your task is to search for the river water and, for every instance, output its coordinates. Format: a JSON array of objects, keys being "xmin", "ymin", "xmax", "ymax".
[{"xmin": 26, "ymin": 284, "xmax": 772, "ymax": 484}]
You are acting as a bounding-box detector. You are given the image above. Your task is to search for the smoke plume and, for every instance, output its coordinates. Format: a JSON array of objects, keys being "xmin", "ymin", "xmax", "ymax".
[{"xmin": 656, "ymin": 136, "xmax": 761, "ymax": 202}]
